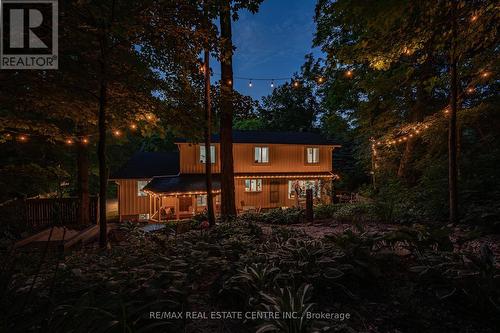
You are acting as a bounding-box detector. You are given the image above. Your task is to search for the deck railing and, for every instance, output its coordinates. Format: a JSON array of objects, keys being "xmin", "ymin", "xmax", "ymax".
[{"xmin": 1, "ymin": 196, "xmax": 98, "ymax": 233}]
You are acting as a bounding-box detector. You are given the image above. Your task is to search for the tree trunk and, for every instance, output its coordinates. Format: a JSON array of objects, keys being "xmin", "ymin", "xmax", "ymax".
[
  {"xmin": 397, "ymin": 45, "xmax": 435, "ymax": 182},
  {"xmin": 98, "ymin": 32, "xmax": 108, "ymax": 248},
  {"xmin": 448, "ymin": 1, "xmax": 459, "ymax": 224},
  {"xmin": 219, "ymin": 0, "xmax": 236, "ymax": 219},
  {"xmin": 203, "ymin": 28, "xmax": 215, "ymax": 227},
  {"xmin": 397, "ymin": 85, "xmax": 425, "ymax": 181},
  {"xmin": 77, "ymin": 132, "xmax": 90, "ymax": 225}
]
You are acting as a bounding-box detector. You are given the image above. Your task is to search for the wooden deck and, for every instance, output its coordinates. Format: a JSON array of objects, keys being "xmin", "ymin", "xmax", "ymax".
[{"xmin": 14, "ymin": 223, "xmax": 118, "ymax": 252}]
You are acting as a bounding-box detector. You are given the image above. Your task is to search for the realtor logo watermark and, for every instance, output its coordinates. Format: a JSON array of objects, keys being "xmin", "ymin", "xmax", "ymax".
[{"xmin": 1, "ymin": 0, "xmax": 58, "ymax": 69}]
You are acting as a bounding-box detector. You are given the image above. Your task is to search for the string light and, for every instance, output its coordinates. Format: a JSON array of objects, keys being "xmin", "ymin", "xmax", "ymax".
[
  {"xmin": 129, "ymin": 123, "xmax": 137, "ymax": 130},
  {"xmin": 466, "ymin": 87, "xmax": 475, "ymax": 94},
  {"xmin": 248, "ymin": 80, "xmax": 253, "ymax": 88},
  {"xmin": 18, "ymin": 135, "xmax": 28, "ymax": 142},
  {"xmin": 82, "ymin": 138, "xmax": 89, "ymax": 144},
  {"xmin": 345, "ymin": 70, "xmax": 353, "ymax": 78},
  {"xmin": 292, "ymin": 80, "xmax": 300, "ymax": 88},
  {"xmin": 65, "ymin": 138, "xmax": 73, "ymax": 145},
  {"xmin": 471, "ymin": 15, "xmax": 478, "ymax": 22},
  {"xmin": 113, "ymin": 129, "xmax": 121, "ymax": 137},
  {"xmin": 481, "ymin": 71, "xmax": 490, "ymax": 78},
  {"xmin": 317, "ymin": 76, "xmax": 325, "ymax": 84},
  {"xmin": 227, "ymin": 79, "xmax": 232, "ymax": 85},
  {"xmin": 270, "ymin": 80, "xmax": 274, "ymax": 88},
  {"xmin": 146, "ymin": 114, "xmax": 154, "ymax": 121}
]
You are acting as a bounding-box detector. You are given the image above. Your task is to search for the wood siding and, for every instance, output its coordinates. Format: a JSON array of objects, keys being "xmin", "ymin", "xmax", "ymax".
[
  {"xmin": 116, "ymin": 179, "xmax": 150, "ymax": 218},
  {"xmin": 178, "ymin": 143, "xmax": 334, "ymax": 174}
]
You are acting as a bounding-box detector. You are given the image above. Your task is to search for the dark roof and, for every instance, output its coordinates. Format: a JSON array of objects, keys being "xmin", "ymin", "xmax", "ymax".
[
  {"xmin": 176, "ymin": 130, "xmax": 339, "ymax": 146},
  {"xmin": 143, "ymin": 174, "xmax": 221, "ymax": 194},
  {"xmin": 110, "ymin": 152, "xmax": 179, "ymax": 179}
]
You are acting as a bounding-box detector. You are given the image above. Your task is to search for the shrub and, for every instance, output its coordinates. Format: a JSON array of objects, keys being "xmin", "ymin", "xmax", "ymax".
[
  {"xmin": 239, "ymin": 207, "xmax": 305, "ymax": 225},
  {"xmin": 332, "ymin": 203, "xmax": 379, "ymax": 223},
  {"xmin": 313, "ymin": 203, "xmax": 341, "ymax": 219}
]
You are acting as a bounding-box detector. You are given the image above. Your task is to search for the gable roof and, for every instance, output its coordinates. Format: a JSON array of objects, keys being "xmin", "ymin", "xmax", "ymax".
[
  {"xmin": 176, "ymin": 130, "xmax": 339, "ymax": 146},
  {"xmin": 143, "ymin": 174, "xmax": 221, "ymax": 195},
  {"xmin": 110, "ymin": 152, "xmax": 179, "ymax": 180}
]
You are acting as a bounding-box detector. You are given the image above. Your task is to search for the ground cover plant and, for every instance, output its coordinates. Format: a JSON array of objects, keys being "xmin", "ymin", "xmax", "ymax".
[{"xmin": 1, "ymin": 217, "xmax": 498, "ymax": 333}]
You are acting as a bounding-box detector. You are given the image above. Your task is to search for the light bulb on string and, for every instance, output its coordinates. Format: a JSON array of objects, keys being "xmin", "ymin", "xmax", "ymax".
[
  {"xmin": 18, "ymin": 135, "xmax": 28, "ymax": 142},
  {"xmin": 113, "ymin": 129, "xmax": 122, "ymax": 137},
  {"xmin": 345, "ymin": 70, "xmax": 353, "ymax": 78},
  {"xmin": 292, "ymin": 80, "xmax": 300, "ymax": 88},
  {"xmin": 270, "ymin": 80, "xmax": 274, "ymax": 88},
  {"xmin": 227, "ymin": 79, "xmax": 232, "ymax": 86},
  {"xmin": 248, "ymin": 80, "xmax": 253, "ymax": 88},
  {"xmin": 82, "ymin": 138, "xmax": 89, "ymax": 144},
  {"xmin": 65, "ymin": 138, "xmax": 73, "ymax": 145},
  {"xmin": 317, "ymin": 76, "xmax": 325, "ymax": 84},
  {"xmin": 471, "ymin": 15, "xmax": 478, "ymax": 22},
  {"xmin": 466, "ymin": 87, "xmax": 475, "ymax": 94},
  {"xmin": 481, "ymin": 71, "xmax": 490, "ymax": 78},
  {"xmin": 129, "ymin": 123, "xmax": 137, "ymax": 130}
]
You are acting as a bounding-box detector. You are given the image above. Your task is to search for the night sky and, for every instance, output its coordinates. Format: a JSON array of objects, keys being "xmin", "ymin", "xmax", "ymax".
[{"xmin": 212, "ymin": 0, "xmax": 323, "ymax": 101}]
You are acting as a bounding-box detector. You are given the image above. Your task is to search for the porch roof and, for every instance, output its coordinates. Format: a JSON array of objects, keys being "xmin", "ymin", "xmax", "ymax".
[{"xmin": 143, "ymin": 174, "xmax": 221, "ymax": 196}]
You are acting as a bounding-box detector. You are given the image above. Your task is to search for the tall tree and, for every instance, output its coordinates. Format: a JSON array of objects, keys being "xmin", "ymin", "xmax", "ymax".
[
  {"xmin": 218, "ymin": 0, "xmax": 237, "ymax": 219},
  {"xmin": 217, "ymin": 0, "xmax": 263, "ymax": 220},
  {"xmin": 203, "ymin": 2, "xmax": 216, "ymax": 226},
  {"xmin": 314, "ymin": 0, "xmax": 498, "ymax": 223}
]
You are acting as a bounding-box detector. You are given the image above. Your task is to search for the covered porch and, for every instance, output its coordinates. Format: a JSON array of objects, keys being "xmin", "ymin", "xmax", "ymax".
[{"xmin": 143, "ymin": 174, "xmax": 221, "ymax": 222}]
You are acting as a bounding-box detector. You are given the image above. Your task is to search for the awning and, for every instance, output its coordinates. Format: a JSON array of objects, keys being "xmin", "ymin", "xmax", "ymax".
[
  {"xmin": 143, "ymin": 174, "xmax": 221, "ymax": 196},
  {"xmin": 234, "ymin": 172, "xmax": 337, "ymax": 179}
]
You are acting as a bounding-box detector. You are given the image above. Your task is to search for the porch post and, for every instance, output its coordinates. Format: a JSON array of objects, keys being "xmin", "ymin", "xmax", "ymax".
[
  {"xmin": 157, "ymin": 196, "xmax": 161, "ymax": 222},
  {"xmin": 175, "ymin": 195, "xmax": 180, "ymax": 220},
  {"xmin": 193, "ymin": 194, "xmax": 197, "ymax": 215}
]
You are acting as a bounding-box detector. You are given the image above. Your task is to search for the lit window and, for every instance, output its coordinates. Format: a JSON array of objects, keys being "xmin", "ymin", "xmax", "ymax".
[
  {"xmin": 288, "ymin": 180, "xmax": 321, "ymax": 199},
  {"xmin": 196, "ymin": 195, "xmax": 207, "ymax": 206},
  {"xmin": 254, "ymin": 146, "xmax": 269, "ymax": 163},
  {"xmin": 245, "ymin": 179, "xmax": 262, "ymax": 192},
  {"xmin": 137, "ymin": 180, "xmax": 148, "ymax": 196},
  {"xmin": 200, "ymin": 145, "xmax": 216, "ymax": 163},
  {"xmin": 306, "ymin": 147, "xmax": 320, "ymax": 163}
]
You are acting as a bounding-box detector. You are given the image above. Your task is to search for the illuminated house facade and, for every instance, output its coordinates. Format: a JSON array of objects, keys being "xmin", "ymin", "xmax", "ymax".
[{"xmin": 111, "ymin": 131, "xmax": 340, "ymax": 221}]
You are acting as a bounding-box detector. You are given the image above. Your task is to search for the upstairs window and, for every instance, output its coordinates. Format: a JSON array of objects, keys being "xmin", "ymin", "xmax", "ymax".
[
  {"xmin": 137, "ymin": 180, "xmax": 148, "ymax": 197},
  {"xmin": 245, "ymin": 179, "xmax": 262, "ymax": 192},
  {"xmin": 306, "ymin": 147, "xmax": 320, "ymax": 164},
  {"xmin": 200, "ymin": 145, "xmax": 216, "ymax": 164},
  {"xmin": 254, "ymin": 146, "xmax": 269, "ymax": 163}
]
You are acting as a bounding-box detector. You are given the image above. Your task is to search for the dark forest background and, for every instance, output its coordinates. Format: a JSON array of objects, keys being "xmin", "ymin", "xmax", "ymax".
[{"xmin": 0, "ymin": 0, "xmax": 498, "ymax": 226}]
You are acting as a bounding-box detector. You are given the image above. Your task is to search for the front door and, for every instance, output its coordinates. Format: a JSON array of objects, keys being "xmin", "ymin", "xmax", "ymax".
[
  {"xmin": 270, "ymin": 180, "xmax": 280, "ymax": 204},
  {"xmin": 179, "ymin": 197, "xmax": 192, "ymax": 212}
]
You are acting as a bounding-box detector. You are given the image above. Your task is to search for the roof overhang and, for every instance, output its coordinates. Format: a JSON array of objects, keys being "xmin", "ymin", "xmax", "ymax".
[{"xmin": 234, "ymin": 172, "xmax": 339, "ymax": 179}]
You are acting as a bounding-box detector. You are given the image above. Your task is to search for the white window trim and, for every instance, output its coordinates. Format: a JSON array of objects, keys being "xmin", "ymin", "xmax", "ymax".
[
  {"xmin": 200, "ymin": 145, "xmax": 216, "ymax": 164},
  {"xmin": 306, "ymin": 147, "xmax": 320, "ymax": 164},
  {"xmin": 245, "ymin": 179, "xmax": 263, "ymax": 192},
  {"xmin": 254, "ymin": 146, "xmax": 269, "ymax": 164}
]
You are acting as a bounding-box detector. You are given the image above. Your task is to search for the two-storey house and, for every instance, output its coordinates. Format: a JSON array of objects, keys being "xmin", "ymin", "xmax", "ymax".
[{"xmin": 111, "ymin": 131, "xmax": 340, "ymax": 221}]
